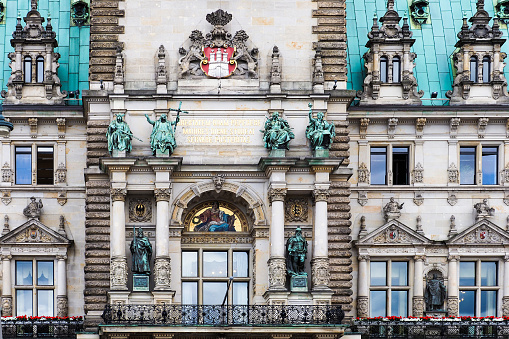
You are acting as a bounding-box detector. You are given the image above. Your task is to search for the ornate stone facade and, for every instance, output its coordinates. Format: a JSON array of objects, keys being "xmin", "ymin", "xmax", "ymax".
[
  {"xmin": 357, "ymin": 296, "xmax": 369, "ymax": 318},
  {"xmin": 57, "ymin": 296, "xmax": 68, "ymax": 317},
  {"xmin": 154, "ymin": 258, "xmax": 171, "ymax": 290},
  {"xmin": 412, "ymin": 296, "xmax": 424, "ymax": 317},
  {"xmin": 311, "ymin": 258, "xmax": 330, "ymax": 290},
  {"xmin": 110, "ymin": 257, "xmax": 128, "ymax": 291},
  {"xmin": 268, "ymin": 257, "xmax": 286, "ymax": 290}
]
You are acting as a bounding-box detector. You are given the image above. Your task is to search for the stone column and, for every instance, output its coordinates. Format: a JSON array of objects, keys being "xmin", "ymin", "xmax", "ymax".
[
  {"xmin": 110, "ymin": 188, "xmax": 128, "ymax": 290},
  {"xmin": 357, "ymin": 255, "xmax": 369, "ymax": 318},
  {"xmin": 2, "ymin": 255, "xmax": 12, "ymax": 316},
  {"xmin": 503, "ymin": 255, "xmax": 509, "ymax": 316},
  {"xmin": 447, "ymin": 255, "xmax": 459, "ymax": 316},
  {"xmin": 154, "ymin": 188, "xmax": 171, "ymax": 291},
  {"xmin": 56, "ymin": 255, "xmax": 68, "ymax": 317},
  {"xmin": 268, "ymin": 187, "xmax": 287, "ymax": 290},
  {"xmin": 312, "ymin": 189, "xmax": 331, "ymax": 290},
  {"xmin": 413, "ymin": 255, "xmax": 425, "ymax": 317}
]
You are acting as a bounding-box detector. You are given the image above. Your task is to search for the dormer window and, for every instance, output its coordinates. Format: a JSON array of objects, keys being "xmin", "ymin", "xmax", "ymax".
[
  {"xmin": 380, "ymin": 56, "xmax": 389, "ymax": 83},
  {"xmin": 24, "ymin": 56, "xmax": 32, "ymax": 83},
  {"xmin": 470, "ymin": 56, "xmax": 479, "ymax": 83},
  {"xmin": 392, "ymin": 56, "xmax": 401, "ymax": 83},
  {"xmin": 36, "ymin": 56, "xmax": 44, "ymax": 83},
  {"xmin": 482, "ymin": 56, "xmax": 491, "ymax": 83}
]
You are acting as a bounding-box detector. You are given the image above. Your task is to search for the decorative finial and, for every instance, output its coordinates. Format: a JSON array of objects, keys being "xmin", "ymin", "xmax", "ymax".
[
  {"xmin": 205, "ymin": 9, "xmax": 232, "ymax": 26},
  {"xmin": 387, "ymin": 0, "xmax": 395, "ymax": 11},
  {"xmin": 477, "ymin": 0, "xmax": 484, "ymax": 11},
  {"xmin": 17, "ymin": 11, "xmax": 21, "ymax": 18},
  {"xmin": 58, "ymin": 215, "xmax": 66, "ymax": 235},
  {"xmin": 416, "ymin": 215, "xmax": 423, "ymax": 234},
  {"xmin": 2, "ymin": 215, "xmax": 9, "ymax": 235},
  {"xmin": 31, "ymin": 0, "xmax": 37, "ymax": 10}
]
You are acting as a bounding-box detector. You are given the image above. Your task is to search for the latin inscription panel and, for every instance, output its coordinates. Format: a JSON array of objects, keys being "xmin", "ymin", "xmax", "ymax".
[{"xmin": 178, "ymin": 118, "xmax": 263, "ymax": 145}]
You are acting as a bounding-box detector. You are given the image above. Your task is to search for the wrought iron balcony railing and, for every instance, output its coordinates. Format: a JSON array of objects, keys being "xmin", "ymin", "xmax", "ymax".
[
  {"xmin": 353, "ymin": 319, "xmax": 509, "ymax": 339},
  {"xmin": 2, "ymin": 318, "xmax": 84, "ymax": 339},
  {"xmin": 101, "ymin": 304, "xmax": 344, "ymax": 326}
]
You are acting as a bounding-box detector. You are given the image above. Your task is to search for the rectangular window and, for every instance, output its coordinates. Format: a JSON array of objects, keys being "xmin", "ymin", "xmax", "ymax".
[
  {"xmin": 392, "ymin": 147, "xmax": 409, "ymax": 185},
  {"xmin": 460, "ymin": 147, "xmax": 476, "ymax": 185},
  {"xmin": 459, "ymin": 261, "xmax": 499, "ymax": 316},
  {"xmin": 16, "ymin": 261, "xmax": 33, "ymax": 286},
  {"xmin": 37, "ymin": 290, "xmax": 53, "ymax": 316},
  {"xmin": 15, "ymin": 147, "xmax": 32, "ymax": 185},
  {"xmin": 369, "ymin": 261, "xmax": 409, "ymax": 317},
  {"xmin": 482, "ymin": 147, "xmax": 497, "ymax": 185},
  {"xmin": 370, "ymin": 290, "xmax": 386, "ymax": 317},
  {"xmin": 370, "ymin": 147, "xmax": 387, "ymax": 185},
  {"xmin": 15, "ymin": 260, "xmax": 55, "ymax": 316},
  {"xmin": 203, "ymin": 251, "xmax": 227, "ymax": 277},
  {"xmin": 370, "ymin": 261, "xmax": 387, "ymax": 286},
  {"xmin": 16, "ymin": 290, "xmax": 33, "ymax": 316},
  {"xmin": 391, "ymin": 290, "xmax": 408, "ymax": 317},
  {"xmin": 459, "ymin": 290, "xmax": 476, "ymax": 316},
  {"xmin": 459, "ymin": 262, "xmax": 476, "ymax": 286},
  {"xmin": 37, "ymin": 147, "xmax": 54, "ymax": 185},
  {"xmin": 391, "ymin": 262, "xmax": 408, "ymax": 286},
  {"xmin": 481, "ymin": 291, "xmax": 497, "ymax": 317},
  {"xmin": 182, "ymin": 282, "xmax": 198, "ymax": 304},
  {"xmin": 233, "ymin": 252, "xmax": 248, "ymax": 278},
  {"xmin": 182, "ymin": 252, "xmax": 198, "ymax": 277},
  {"xmin": 37, "ymin": 261, "xmax": 54, "ymax": 286}
]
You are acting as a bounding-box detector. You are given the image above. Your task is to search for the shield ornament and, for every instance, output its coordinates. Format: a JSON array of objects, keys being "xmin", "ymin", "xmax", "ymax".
[{"xmin": 200, "ymin": 47, "xmax": 237, "ymax": 78}]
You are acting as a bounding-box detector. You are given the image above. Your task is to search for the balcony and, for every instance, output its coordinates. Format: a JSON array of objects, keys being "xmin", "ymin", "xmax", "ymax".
[{"xmin": 1, "ymin": 317, "xmax": 84, "ymax": 339}]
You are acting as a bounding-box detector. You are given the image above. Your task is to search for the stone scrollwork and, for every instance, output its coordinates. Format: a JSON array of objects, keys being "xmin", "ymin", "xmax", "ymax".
[
  {"xmin": 413, "ymin": 296, "xmax": 425, "ymax": 317},
  {"xmin": 503, "ymin": 296, "xmax": 509, "ymax": 317},
  {"xmin": 448, "ymin": 163, "xmax": 459, "ymax": 183},
  {"xmin": 154, "ymin": 258, "xmax": 171, "ymax": 290},
  {"xmin": 358, "ymin": 162, "xmax": 370, "ymax": 184},
  {"xmin": 412, "ymin": 162, "xmax": 424, "ymax": 183},
  {"xmin": 268, "ymin": 257, "xmax": 286, "ymax": 290},
  {"xmin": 268, "ymin": 187, "xmax": 287, "ymax": 204},
  {"xmin": 357, "ymin": 296, "xmax": 369, "ymax": 318},
  {"xmin": 154, "ymin": 188, "xmax": 171, "ymax": 202},
  {"xmin": 2, "ymin": 162, "xmax": 12, "ymax": 183},
  {"xmin": 2, "ymin": 296, "xmax": 12, "ymax": 316},
  {"xmin": 313, "ymin": 189, "xmax": 330, "ymax": 203},
  {"xmin": 1, "ymin": 191, "xmax": 11, "ymax": 206},
  {"xmin": 110, "ymin": 257, "xmax": 128, "ymax": 290},
  {"xmin": 111, "ymin": 188, "xmax": 127, "ymax": 202},
  {"xmin": 311, "ymin": 257, "xmax": 330, "ymax": 289},
  {"xmin": 447, "ymin": 297, "xmax": 459, "ymax": 317},
  {"xmin": 71, "ymin": 0, "xmax": 90, "ymax": 27},
  {"xmin": 448, "ymin": 192, "xmax": 458, "ymax": 206},
  {"xmin": 410, "ymin": 0, "xmax": 430, "ymax": 25},
  {"xmin": 16, "ymin": 225, "xmax": 52, "ymax": 243},
  {"xmin": 358, "ymin": 191, "xmax": 368, "ymax": 207},
  {"xmin": 57, "ymin": 296, "xmax": 68, "ymax": 317},
  {"xmin": 55, "ymin": 163, "xmax": 67, "ymax": 184}
]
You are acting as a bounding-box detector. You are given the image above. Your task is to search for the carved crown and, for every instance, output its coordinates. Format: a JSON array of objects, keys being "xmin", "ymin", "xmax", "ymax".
[{"xmin": 206, "ymin": 9, "xmax": 232, "ymax": 27}]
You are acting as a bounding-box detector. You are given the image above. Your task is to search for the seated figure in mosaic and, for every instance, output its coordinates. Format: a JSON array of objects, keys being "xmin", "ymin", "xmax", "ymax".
[
  {"xmin": 261, "ymin": 112, "xmax": 294, "ymax": 150},
  {"xmin": 106, "ymin": 113, "xmax": 132, "ymax": 154},
  {"xmin": 145, "ymin": 113, "xmax": 179, "ymax": 155},
  {"xmin": 306, "ymin": 103, "xmax": 335, "ymax": 150},
  {"xmin": 193, "ymin": 201, "xmax": 236, "ymax": 232}
]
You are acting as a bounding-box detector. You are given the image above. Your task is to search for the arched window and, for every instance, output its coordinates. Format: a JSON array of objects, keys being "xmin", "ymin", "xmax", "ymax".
[
  {"xmin": 24, "ymin": 57, "xmax": 32, "ymax": 83},
  {"xmin": 482, "ymin": 56, "xmax": 491, "ymax": 83},
  {"xmin": 392, "ymin": 56, "xmax": 401, "ymax": 83},
  {"xmin": 380, "ymin": 56, "xmax": 388, "ymax": 83},
  {"xmin": 470, "ymin": 56, "xmax": 478, "ymax": 83},
  {"xmin": 36, "ymin": 57, "xmax": 44, "ymax": 83}
]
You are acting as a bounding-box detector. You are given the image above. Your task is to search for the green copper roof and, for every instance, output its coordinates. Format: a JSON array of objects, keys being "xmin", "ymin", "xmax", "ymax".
[{"xmin": 346, "ymin": 0, "xmax": 507, "ymax": 104}]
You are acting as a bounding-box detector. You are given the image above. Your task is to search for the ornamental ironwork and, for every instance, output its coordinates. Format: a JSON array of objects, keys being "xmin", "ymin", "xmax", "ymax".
[
  {"xmin": 102, "ymin": 304, "xmax": 344, "ymax": 326},
  {"xmin": 2, "ymin": 317, "xmax": 83, "ymax": 338}
]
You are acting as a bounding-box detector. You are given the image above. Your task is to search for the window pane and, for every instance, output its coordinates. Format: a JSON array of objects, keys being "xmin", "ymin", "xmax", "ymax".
[
  {"xmin": 181, "ymin": 282, "xmax": 197, "ymax": 304},
  {"xmin": 16, "ymin": 261, "xmax": 33, "ymax": 286},
  {"xmin": 470, "ymin": 57, "xmax": 478, "ymax": 83},
  {"xmin": 460, "ymin": 147, "xmax": 476, "ymax": 185},
  {"xmin": 15, "ymin": 147, "xmax": 32, "ymax": 185},
  {"xmin": 37, "ymin": 261, "xmax": 53, "ymax": 286},
  {"xmin": 370, "ymin": 290, "xmax": 386, "ymax": 317},
  {"xmin": 233, "ymin": 282, "xmax": 248, "ymax": 305},
  {"xmin": 24, "ymin": 58, "xmax": 32, "ymax": 83},
  {"xmin": 392, "ymin": 57, "xmax": 401, "ymax": 83},
  {"xmin": 481, "ymin": 290, "xmax": 497, "ymax": 317},
  {"xmin": 380, "ymin": 57, "xmax": 388, "ymax": 83},
  {"xmin": 370, "ymin": 262, "xmax": 387, "ymax": 286},
  {"xmin": 233, "ymin": 252, "xmax": 248, "ymax": 277},
  {"xmin": 392, "ymin": 147, "xmax": 409, "ymax": 185},
  {"xmin": 37, "ymin": 147, "xmax": 54, "ymax": 185},
  {"xmin": 482, "ymin": 147, "xmax": 497, "ymax": 185},
  {"xmin": 391, "ymin": 262, "xmax": 408, "ymax": 286},
  {"xmin": 370, "ymin": 147, "xmax": 387, "ymax": 185},
  {"xmin": 16, "ymin": 290, "xmax": 32, "ymax": 316},
  {"xmin": 391, "ymin": 290, "xmax": 407, "ymax": 317},
  {"xmin": 37, "ymin": 290, "xmax": 53, "ymax": 316},
  {"xmin": 482, "ymin": 56, "xmax": 491, "ymax": 83},
  {"xmin": 203, "ymin": 282, "xmax": 227, "ymax": 305},
  {"xmin": 481, "ymin": 262, "xmax": 497, "ymax": 286},
  {"xmin": 459, "ymin": 290, "xmax": 475, "ymax": 316},
  {"xmin": 203, "ymin": 252, "xmax": 227, "ymax": 277},
  {"xmin": 182, "ymin": 252, "xmax": 198, "ymax": 277},
  {"xmin": 459, "ymin": 262, "xmax": 476, "ymax": 286},
  {"xmin": 36, "ymin": 57, "xmax": 44, "ymax": 83}
]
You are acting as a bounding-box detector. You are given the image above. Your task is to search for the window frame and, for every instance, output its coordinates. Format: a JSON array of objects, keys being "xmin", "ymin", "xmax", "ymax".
[
  {"xmin": 369, "ymin": 144, "xmax": 413, "ymax": 186},
  {"xmin": 380, "ymin": 56, "xmax": 389, "ymax": 83},
  {"xmin": 470, "ymin": 56, "xmax": 479, "ymax": 83},
  {"xmin": 14, "ymin": 259, "xmax": 55, "ymax": 316},
  {"xmin": 36, "ymin": 56, "xmax": 44, "ymax": 83},
  {"xmin": 459, "ymin": 144, "xmax": 500, "ymax": 186},
  {"xmin": 392, "ymin": 56, "xmax": 401, "ymax": 83},
  {"xmin": 369, "ymin": 259, "xmax": 410, "ymax": 317},
  {"xmin": 13, "ymin": 144, "xmax": 55, "ymax": 186},
  {"xmin": 24, "ymin": 56, "xmax": 32, "ymax": 83},
  {"xmin": 482, "ymin": 56, "xmax": 491, "ymax": 83},
  {"xmin": 459, "ymin": 260, "xmax": 500, "ymax": 317}
]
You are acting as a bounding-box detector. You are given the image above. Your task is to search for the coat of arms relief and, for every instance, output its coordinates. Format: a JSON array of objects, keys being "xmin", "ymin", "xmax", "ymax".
[{"xmin": 179, "ymin": 9, "xmax": 259, "ymax": 79}]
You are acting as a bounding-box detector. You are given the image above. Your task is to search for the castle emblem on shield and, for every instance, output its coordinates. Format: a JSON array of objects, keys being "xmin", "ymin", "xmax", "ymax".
[{"xmin": 201, "ymin": 47, "xmax": 237, "ymax": 78}]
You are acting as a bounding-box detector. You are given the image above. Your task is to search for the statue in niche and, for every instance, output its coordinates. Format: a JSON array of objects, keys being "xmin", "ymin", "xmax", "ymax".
[
  {"xmin": 130, "ymin": 226, "xmax": 152, "ymax": 274},
  {"xmin": 285, "ymin": 228, "xmax": 308, "ymax": 276},
  {"xmin": 145, "ymin": 113, "xmax": 179, "ymax": 155},
  {"xmin": 193, "ymin": 201, "xmax": 236, "ymax": 232},
  {"xmin": 306, "ymin": 103, "xmax": 335, "ymax": 150},
  {"xmin": 425, "ymin": 273, "xmax": 446, "ymax": 311},
  {"xmin": 261, "ymin": 112, "xmax": 294, "ymax": 150},
  {"xmin": 23, "ymin": 197, "xmax": 43, "ymax": 219},
  {"xmin": 106, "ymin": 113, "xmax": 133, "ymax": 154}
]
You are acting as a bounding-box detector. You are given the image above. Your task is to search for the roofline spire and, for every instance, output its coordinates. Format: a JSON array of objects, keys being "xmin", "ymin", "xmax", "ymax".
[{"xmin": 31, "ymin": 0, "xmax": 37, "ymax": 10}]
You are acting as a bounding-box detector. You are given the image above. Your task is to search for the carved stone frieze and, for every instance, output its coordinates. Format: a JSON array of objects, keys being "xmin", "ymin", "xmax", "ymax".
[
  {"xmin": 450, "ymin": 118, "xmax": 460, "ymax": 138},
  {"xmin": 447, "ymin": 297, "xmax": 459, "ymax": 317},
  {"xmin": 128, "ymin": 198, "xmax": 152, "ymax": 223},
  {"xmin": 154, "ymin": 258, "xmax": 171, "ymax": 290},
  {"xmin": 357, "ymin": 296, "xmax": 368, "ymax": 318},
  {"xmin": 1, "ymin": 191, "xmax": 11, "ymax": 205},
  {"xmin": 415, "ymin": 118, "xmax": 426, "ymax": 138},
  {"xmin": 412, "ymin": 162, "xmax": 424, "ymax": 183},
  {"xmin": 448, "ymin": 192, "xmax": 458, "ymax": 206},
  {"xmin": 313, "ymin": 189, "xmax": 330, "ymax": 203},
  {"xmin": 2, "ymin": 163, "xmax": 12, "ymax": 183},
  {"xmin": 448, "ymin": 163, "xmax": 459, "ymax": 183},
  {"xmin": 110, "ymin": 257, "xmax": 128, "ymax": 290},
  {"xmin": 57, "ymin": 296, "xmax": 68, "ymax": 317},
  {"xmin": 181, "ymin": 235, "xmax": 253, "ymax": 244},
  {"xmin": 413, "ymin": 296, "xmax": 424, "ymax": 317},
  {"xmin": 2, "ymin": 296, "xmax": 12, "ymax": 316},
  {"xmin": 285, "ymin": 198, "xmax": 308, "ymax": 222},
  {"xmin": 478, "ymin": 117, "xmax": 489, "ymax": 138},
  {"xmin": 55, "ymin": 163, "xmax": 66, "ymax": 184},
  {"xmin": 503, "ymin": 296, "xmax": 509, "ymax": 317},
  {"xmin": 16, "ymin": 224, "xmax": 52, "ymax": 243},
  {"xmin": 111, "ymin": 188, "xmax": 127, "ymax": 202},
  {"xmin": 358, "ymin": 191, "xmax": 368, "ymax": 207},
  {"xmin": 268, "ymin": 187, "xmax": 287, "ymax": 204},
  {"xmin": 268, "ymin": 257, "xmax": 286, "ymax": 290},
  {"xmin": 413, "ymin": 192, "xmax": 424, "ymax": 206},
  {"xmin": 359, "ymin": 118, "xmax": 369, "ymax": 138},
  {"xmin": 212, "ymin": 174, "xmax": 225, "ymax": 191},
  {"xmin": 358, "ymin": 162, "xmax": 370, "ymax": 184},
  {"xmin": 311, "ymin": 257, "xmax": 330, "ymax": 289}
]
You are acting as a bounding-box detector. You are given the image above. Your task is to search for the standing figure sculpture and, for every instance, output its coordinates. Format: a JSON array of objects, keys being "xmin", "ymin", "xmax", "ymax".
[
  {"xmin": 285, "ymin": 228, "xmax": 308, "ymax": 276},
  {"xmin": 306, "ymin": 103, "xmax": 335, "ymax": 150},
  {"xmin": 106, "ymin": 113, "xmax": 133, "ymax": 154},
  {"xmin": 425, "ymin": 273, "xmax": 446, "ymax": 311},
  {"xmin": 261, "ymin": 112, "xmax": 295, "ymax": 150},
  {"xmin": 130, "ymin": 227, "xmax": 152, "ymax": 274},
  {"xmin": 145, "ymin": 113, "xmax": 179, "ymax": 155},
  {"xmin": 193, "ymin": 201, "xmax": 236, "ymax": 232}
]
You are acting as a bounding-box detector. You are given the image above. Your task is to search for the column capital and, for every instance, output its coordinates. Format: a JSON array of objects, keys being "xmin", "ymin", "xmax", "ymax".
[
  {"xmin": 1, "ymin": 255, "xmax": 11, "ymax": 260},
  {"xmin": 56, "ymin": 255, "xmax": 67, "ymax": 260},
  {"xmin": 313, "ymin": 189, "xmax": 330, "ymax": 202},
  {"xmin": 448, "ymin": 255, "xmax": 460, "ymax": 262},
  {"xmin": 111, "ymin": 188, "xmax": 127, "ymax": 202},
  {"xmin": 504, "ymin": 255, "xmax": 509, "ymax": 262},
  {"xmin": 414, "ymin": 255, "xmax": 426, "ymax": 261},
  {"xmin": 268, "ymin": 187, "xmax": 287, "ymax": 204},
  {"xmin": 154, "ymin": 188, "xmax": 171, "ymax": 202},
  {"xmin": 358, "ymin": 255, "xmax": 370, "ymax": 262}
]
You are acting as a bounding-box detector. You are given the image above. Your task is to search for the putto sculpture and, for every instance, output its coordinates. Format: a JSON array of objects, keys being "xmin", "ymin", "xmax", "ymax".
[
  {"xmin": 261, "ymin": 112, "xmax": 294, "ymax": 153},
  {"xmin": 306, "ymin": 103, "xmax": 335, "ymax": 156},
  {"xmin": 106, "ymin": 113, "xmax": 135, "ymax": 155}
]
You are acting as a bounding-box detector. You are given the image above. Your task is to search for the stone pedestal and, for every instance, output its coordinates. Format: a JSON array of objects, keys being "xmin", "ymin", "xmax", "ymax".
[
  {"xmin": 129, "ymin": 292, "xmax": 153, "ymax": 304},
  {"xmin": 424, "ymin": 310, "xmax": 447, "ymax": 318},
  {"xmin": 290, "ymin": 275, "xmax": 308, "ymax": 292},
  {"xmin": 269, "ymin": 149, "xmax": 286, "ymax": 157},
  {"xmin": 156, "ymin": 149, "xmax": 170, "ymax": 157},
  {"xmin": 133, "ymin": 274, "xmax": 149, "ymax": 291},
  {"xmin": 112, "ymin": 150, "xmax": 126, "ymax": 157},
  {"xmin": 108, "ymin": 291, "xmax": 130, "ymax": 304},
  {"xmin": 314, "ymin": 149, "xmax": 329, "ymax": 158},
  {"xmin": 153, "ymin": 291, "xmax": 175, "ymax": 304}
]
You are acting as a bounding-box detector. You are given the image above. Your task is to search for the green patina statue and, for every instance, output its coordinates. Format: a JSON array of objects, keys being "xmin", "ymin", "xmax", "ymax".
[
  {"xmin": 145, "ymin": 113, "xmax": 179, "ymax": 155},
  {"xmin": 130, "ymin": 226, "xmax": 152, "ymax": 275},
  {"xmin": 261, "ymin": 112, "xmax": 295, "ymax": 150},
  {"xmin": 285, "ymin": 228, "xmax": 308, "ymax": 276},
  {"xmin": 106, "ymin": 113, "xmax": 133, "ymax": 154},
  {"xmin": 306, "ymin": 103, "xmax": 335, "ymax": 150}
]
